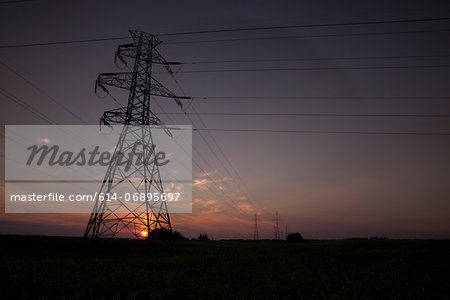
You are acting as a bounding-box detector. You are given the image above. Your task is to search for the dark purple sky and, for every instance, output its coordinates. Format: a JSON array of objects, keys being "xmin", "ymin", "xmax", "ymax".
[{"xmin": 1, "ymin": 0, "xmax": 450, "ymax": 239}]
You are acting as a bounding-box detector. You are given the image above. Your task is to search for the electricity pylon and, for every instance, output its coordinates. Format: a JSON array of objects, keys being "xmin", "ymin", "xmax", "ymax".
[
  {"xmin": 274, "ymin": 211, "xmax": 280, "ymax": 240},
  {"xmin": 84, "ymin": 30, "xmax": 187, "ymax": 240},
  {"xmin": 253, "ymin": 213, "xmax": 259, "ymax": 240}
]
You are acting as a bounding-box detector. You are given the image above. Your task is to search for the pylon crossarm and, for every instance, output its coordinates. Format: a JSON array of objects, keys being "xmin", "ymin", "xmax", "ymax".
[
  {"xmin": 149, "ymin": 76, "xmax": 183, "ymax": 107},
  {"xmin": 96, "ymin": 72, "xmax": 133, "ymax": 91},
  {"xmin": 115, "ymin": 43, "xmax": 137, "ymax": 64},
  {"xmin": 100, "ymin": 107, "xmax": 127, "ymax": 126},
  {"xmin": 116, "ymin": 44, "xmax": 171, "ymax": 68}
]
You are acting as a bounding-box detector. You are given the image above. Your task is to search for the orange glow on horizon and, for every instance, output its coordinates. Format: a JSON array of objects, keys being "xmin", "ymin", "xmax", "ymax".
[{"xmin": 140, "ymin": 231, "xmax": 148, "ymax": 237}]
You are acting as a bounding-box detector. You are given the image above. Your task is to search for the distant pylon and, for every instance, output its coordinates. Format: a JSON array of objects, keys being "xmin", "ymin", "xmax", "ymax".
[
  {"xmin": 253, "ymin": 213, "xmax": 259, "ymax": 240},
  {"xmin": 274, "ymin": 211, "xmax": 280, "ymax": 240}
]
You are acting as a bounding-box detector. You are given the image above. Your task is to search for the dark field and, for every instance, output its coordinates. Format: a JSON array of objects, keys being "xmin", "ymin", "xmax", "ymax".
[{"xmin": 1, "ymin": 235, "xmax": 449, "ymax": 299}]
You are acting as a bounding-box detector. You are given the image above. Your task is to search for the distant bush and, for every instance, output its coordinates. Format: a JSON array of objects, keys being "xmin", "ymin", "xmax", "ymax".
[
  {"xmin": 197, "ymin": 234, "xmax": 210, "ymax": 241},
  {"xmin": 369, "ymin": 236, "xmax": 389, "ymax": 240},
  {"xmin": 286, "ymin": 232, "xmax": 306, "ymax": 243}
]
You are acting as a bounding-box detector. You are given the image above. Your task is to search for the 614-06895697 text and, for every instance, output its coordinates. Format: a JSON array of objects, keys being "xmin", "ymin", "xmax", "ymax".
[{"xmin": 97, "ymin": 192, "xmax": 181, "ymax": 202}]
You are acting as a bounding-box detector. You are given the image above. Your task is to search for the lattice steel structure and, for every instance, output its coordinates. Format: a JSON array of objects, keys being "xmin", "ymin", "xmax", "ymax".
[
  {"xmin": 84, "ymin": 30, "xmax": 186, "ymax": 240},
  {"xmin": 274, "ymin": 211, "xmax": 281, "ymax": 240},
  {"xmin": 253, "ymin": 213, "xmax": 259, "ymax": 240}
]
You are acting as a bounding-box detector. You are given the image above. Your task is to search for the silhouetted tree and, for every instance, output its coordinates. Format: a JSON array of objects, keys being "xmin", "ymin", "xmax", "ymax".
[
  {"xmin": 346, "ymin": 237, "xmax": 368, "ymax": 240},
  {"xmin": 148, "ymin": 228, "xmax": 187, "ymax": 240},
  {"xmin": 369, "ymin": 236, "xmax": 388, "ymax": 240},
  {"xmin": 197, "ymin": 233, "xmax": 210, "ymax": 241},
  {"xmin": 286, "ymin": 232, "xmax": 306, "ymax": 243}
]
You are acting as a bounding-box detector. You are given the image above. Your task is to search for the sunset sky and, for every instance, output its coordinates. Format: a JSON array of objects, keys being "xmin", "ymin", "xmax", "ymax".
[{"xmin": 1, "ymin": 0, "xmax": 450, "ymax": 239}]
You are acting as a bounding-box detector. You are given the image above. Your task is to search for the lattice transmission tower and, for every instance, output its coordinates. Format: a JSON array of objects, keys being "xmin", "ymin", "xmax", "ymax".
[
  {"xmin": 253, "ymin": 213, "xmax": 259, "ymax": 240},
  {"xmin": 274, "ymin": 211, "xmax": 281, "ymax": 240},
  {"xmin": 84, "ymin": 30, "xmax": 187, "ymax": 240}
]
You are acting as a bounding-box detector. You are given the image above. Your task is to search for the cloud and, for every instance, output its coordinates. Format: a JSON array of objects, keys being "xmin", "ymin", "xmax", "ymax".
[
  {"xmin": 192, "ymin": 176, "xmax": 232, "ymax": 190},
  {"xmin": 39, "ymin": 138, "xmax": 50, "ymax": 143},
  {"xmin": 197, "ymin": 170, "xmax": 218, "ymax": 178},
  {"xmin": 192, "ymin": 198, "xmax": 224, "ymax": 215},
  {"xmin": 235, "ymin": 203, "xmax": 256, "ymax": 215}
]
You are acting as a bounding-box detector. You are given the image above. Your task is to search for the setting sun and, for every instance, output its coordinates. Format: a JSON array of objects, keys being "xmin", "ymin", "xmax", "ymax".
[{"xmin": 140, "ymin": 231, "xmax": 148, "ymax": 237}]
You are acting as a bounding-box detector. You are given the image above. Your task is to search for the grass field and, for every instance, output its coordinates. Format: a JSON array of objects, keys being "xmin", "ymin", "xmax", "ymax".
[{"xmin": 1, "ymin": 235, "xmax": 449, "ymax": 299}]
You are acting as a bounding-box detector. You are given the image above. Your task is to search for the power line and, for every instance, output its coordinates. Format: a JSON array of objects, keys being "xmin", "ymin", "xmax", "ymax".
[
  {"xmin": 0, "ymin": 89, "xmax": 112, "ymax": 182},
  {"xmin": 190, "ymin": 96, "xmax": 450, "ymax": 100},
  {"xmin": 0, "ymin": 36, "xmax": 130, "ymax": 49},
  {"xmin": 0, "ymin": 0, "xmax": 34, "ymax": 4},
  {"xmin": 158, "ymin": 17, "xmax": 450, "ymax": 36},
  {"xmin": 165, "ymin": 28, "xmax": 450, "ymax": 45},
  {"xmin": 0, "ymin": 88, "xmax": 56, "ymax": 124},
  {"xmin": 119, "ymin": 54, "xmax": 253, "ymax": 216},
  {"xmin": 192, "ymin": 154, "xmax": 252, "ymax": 217},
  {"xmin": 190, "ymin": 144, "xmax": 254, "ymax": 217},
  {"xmin": 162, "ymin": 49, "xmax": 263, "ymax": 216},
  {"xmin": 105, "ymin": 53, "xmax": 253, "ymax": 217},
  {"xmin": 188, "ymin": 104, "xmax": 263, "ymax": 213},
  {"xmin": 0, "ymin": 61, "xmax": 89, "ymax": 124},
  {"xmin": 183, "ymin": 106, "xmax": 255, "ymax": 216},
  {"xmin": 1, "ymin": 17, "xmax": 450, "ymax": 49},
  {"xmin": 111, "ymin": 85, "xmax": 248, "ymax": 216},
  {"xmin": 188, "ymin": 130, "xmax": 254, "ymax": 216},
  {"xmin": 181, "ymin": 54, "xmax": 450, "ymax": 65},
  {"xmin": 157, "ymin": 64, "xmax": 450, "ymax": 74},
  {"xmin": 159, "ymin": 112, "xmax": 450, "ymax": 118},
  {"xmin": 193, "ymin": 128, "xmax": 450, "ymax": 136}
]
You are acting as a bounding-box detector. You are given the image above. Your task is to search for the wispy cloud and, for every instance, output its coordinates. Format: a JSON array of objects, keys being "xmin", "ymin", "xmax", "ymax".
[
  {"xmin": 235, "ymin": 203, "xmax": 256, "ymax": 215},
  {"xmin": 197, "ymin": 170, "xmax": 218, "ymax": 178},
  {"xmin": 38, "ymin": 137, "xmax": 50, "ymax": 143},
  {"xmin": 192, "ymin": 176, "xmax": 232, "ymax": 190}
]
